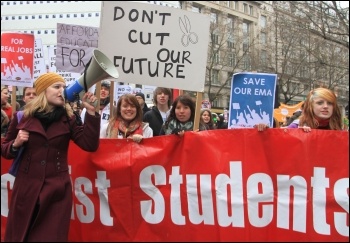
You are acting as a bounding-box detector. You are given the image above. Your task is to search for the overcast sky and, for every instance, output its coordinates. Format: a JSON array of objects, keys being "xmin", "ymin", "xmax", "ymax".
[{"xmin": 339, "ymin": 1, "xmax": 349, "ymax": 8}]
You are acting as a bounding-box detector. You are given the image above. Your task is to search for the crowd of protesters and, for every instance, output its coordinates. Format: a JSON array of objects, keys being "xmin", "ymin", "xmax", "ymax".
[
  {"xmin": 1, "ymin": 71, "xmax": 348, "ymax": 242},
  {"xmin": 2, "ymin": 82, "xmax": 348, "ymax": 140}
]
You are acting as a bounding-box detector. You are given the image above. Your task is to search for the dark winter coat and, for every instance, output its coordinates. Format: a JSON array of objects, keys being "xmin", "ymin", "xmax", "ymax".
[
  {"xmin": 143, "ymin": 106, "xmax": 164, "ymax": 136},
  {"xmin": 1, "ymin": 111, "xmax": 100, "ymax": 242},
  {"xmin": 142, "ymin": 103, "xmax": 151, "ymax": 116}
]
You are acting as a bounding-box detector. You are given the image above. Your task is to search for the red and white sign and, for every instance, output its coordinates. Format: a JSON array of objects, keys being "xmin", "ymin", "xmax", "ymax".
[
  {"xmin": 1, "ymin": 130, "xmax": 349, "ymax": 241},
  {"xmin": 1, "ymin": 32, "xmax": 35, "ymax": 87}
]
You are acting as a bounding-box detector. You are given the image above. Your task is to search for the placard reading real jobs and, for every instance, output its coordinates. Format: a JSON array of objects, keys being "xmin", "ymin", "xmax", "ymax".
[{"xmin": 98, "ymin": 1, "xmax": 210, "ymax": 92}]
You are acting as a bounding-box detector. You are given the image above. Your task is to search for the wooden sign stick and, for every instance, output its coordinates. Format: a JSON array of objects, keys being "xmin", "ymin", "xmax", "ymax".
[
  {"xmin": 11, "ymin": 86, "xmax": 17, "ymax": 114},
  {"xmin": 109, "ymin": 81, "xmax": 114, "ymax": 115},
  {"xmin": 193, "ymin": 92, "xmax": 203, "ymax": 131}
]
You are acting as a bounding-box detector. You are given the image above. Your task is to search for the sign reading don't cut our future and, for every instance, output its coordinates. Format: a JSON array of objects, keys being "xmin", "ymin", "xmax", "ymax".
[{"xmin": 98, "ymin": 1, "xmax": 210, "ymax": 92}]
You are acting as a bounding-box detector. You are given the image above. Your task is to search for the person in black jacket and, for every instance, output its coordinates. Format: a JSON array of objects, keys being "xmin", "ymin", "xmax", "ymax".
[
  {"xmin": 216, "ymin": 113, "xmax": 228, "ymax": 129},
  {"xmin": 143, "ymin": 87, "xmax": 172, "ymax": 136},
  {"xmin": 135, "ymin": 92, "xmax": 151, "ymax": 116}
]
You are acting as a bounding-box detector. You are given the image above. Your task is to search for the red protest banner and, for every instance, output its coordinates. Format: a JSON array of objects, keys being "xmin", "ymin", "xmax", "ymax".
[
  {"xmin": 1, "ymin": 32, "xmax": 35, "ymax": 87},
  {"xmin": 1, "ymin": 129, "xmax": 349, "ymax": 241}
]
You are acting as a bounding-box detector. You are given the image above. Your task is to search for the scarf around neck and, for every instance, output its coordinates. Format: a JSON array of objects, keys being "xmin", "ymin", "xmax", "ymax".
[
  {"xmin": 109, "ymin": 119, "xmax": 143, "ymax": 138},
  {"xmin": 34, "ymin": 107, "xmax": 66, "ymax": 131},
  {"xmin": 164, "ymin": 119, "xmax": 193, "ymax": 135},
  {"xmin": 315, "ymin": 117, "xmax": 330, "ymax": 128}
]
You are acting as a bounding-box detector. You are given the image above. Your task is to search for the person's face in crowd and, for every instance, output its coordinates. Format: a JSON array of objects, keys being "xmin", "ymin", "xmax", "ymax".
[
  {"xmin": 100, "ymin": 86, "xmax": 109, "ymax": 100},
  {"xmin": 46, "ymin": 82, "xmax": 66, "ymax": 108},
  {"xmin": 156, "ymin": 92, "xmax": 169, "ymax": 106},
  {"xmin": 202, "ymin": 111, "xmax": 211, "ymax": 124},
  {"xmin": 136, "ymin": 96, "xmax": 145, "ymax": 106},
  {"xmin": 175, "ymin": 101, "xmax": 191, "ymax": 123},
  {"xmin": 1, "ymin": 88, "xmax": 10, "ymax": 105},
  {"xmin": 120, "ymin": 99, "xmax": 137, "ymax": 122},
  {"xmin": 23, "ymin": 87, "xmax": 37, "ymax": 104},
  {"xmin": 312, "ymin": 97, "xmax": 333, "ymax": 120}
]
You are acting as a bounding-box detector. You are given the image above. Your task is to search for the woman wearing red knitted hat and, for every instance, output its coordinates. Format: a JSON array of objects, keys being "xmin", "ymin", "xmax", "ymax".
[{"xmin": 1, "ymin": 72, "xmax": 101, "ymax": 242}]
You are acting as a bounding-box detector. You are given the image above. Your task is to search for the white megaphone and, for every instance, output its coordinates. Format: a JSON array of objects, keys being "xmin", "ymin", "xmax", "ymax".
[{"xmin": 64, "ymin": 49, "xmax": 119, "ymax": 102}]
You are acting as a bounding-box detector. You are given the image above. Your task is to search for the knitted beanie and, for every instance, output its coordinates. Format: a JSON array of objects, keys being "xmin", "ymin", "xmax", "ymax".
[
  {"xmin": 101, "ymin": 80, "xmax": 111, "ymax": 90},
  {"xmin": 34, "ymin": 72, "xmax": 65, "ymax": 95},
  {"xmin": 135, "ymin": 92, "xmax": 145, "ymax": 101}
]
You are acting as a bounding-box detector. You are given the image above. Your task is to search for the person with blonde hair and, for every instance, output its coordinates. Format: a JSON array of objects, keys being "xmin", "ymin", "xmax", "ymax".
[
  {"xmin": 255, "ymin": 88, "xmax": 343, "ymax": 132},
  {"xmin": 100, "ymin": 94, "xmax": 152, "ymax": 142},
  {"xmin": 296, "ymin": 87, "xmax": 342, "ymax": 132},
  {"xmin": 1, "ymin": 72, "xmax": 100, "ymax": 242}
]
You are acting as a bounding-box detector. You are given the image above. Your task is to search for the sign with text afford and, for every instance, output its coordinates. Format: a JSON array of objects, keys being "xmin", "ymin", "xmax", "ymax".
[
  {"xmin": 1, "ymin": 130, "xmax": 348, "ymax": 241},
  {"xmin": 98, "ymin": 1, "xmax": 210, "ymax": 92},
  {"xmin": 56, "ymin": 23, "xmax": 99, "ymax": 73}
]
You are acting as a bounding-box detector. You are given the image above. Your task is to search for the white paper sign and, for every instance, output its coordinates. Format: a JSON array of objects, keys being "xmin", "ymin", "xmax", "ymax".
[
  {"xmin": 47, "ymin": 46, "xmax": 81, "ymax": 86},
  {"xmin": 114, "ymin": 84, "xmax": 133, "ymax": 101},
  {"xmin": 98, "ymin": 1, "xmax": 210, "ymax": 92},
  {"xmin": 56, "ymin": 23, "xmax": 99, "ymax": 73},
  {"xmin": 33, "ymin": 39, "xmax": 47, "ymax": 79}
]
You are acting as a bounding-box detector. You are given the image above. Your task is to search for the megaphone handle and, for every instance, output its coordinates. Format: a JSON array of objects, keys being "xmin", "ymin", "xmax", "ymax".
[
  {"xmin": 82, "ymin": 57, "xmax": 92, "ymax": 92},
  {"xmin": 75, "ymin": 93, "xmax": 81, "ymax": 107}
]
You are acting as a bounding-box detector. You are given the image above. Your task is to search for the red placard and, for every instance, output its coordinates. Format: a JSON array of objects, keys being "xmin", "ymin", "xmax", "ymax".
[{"xmin": 1, "ymin": 32, "xmax": 35, "ymax": 87}]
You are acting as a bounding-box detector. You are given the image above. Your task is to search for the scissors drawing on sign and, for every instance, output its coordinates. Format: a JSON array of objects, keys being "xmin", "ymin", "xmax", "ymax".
[{"xmin": 179, "ymin": 15, "xmax": 198, "ymax": 47}]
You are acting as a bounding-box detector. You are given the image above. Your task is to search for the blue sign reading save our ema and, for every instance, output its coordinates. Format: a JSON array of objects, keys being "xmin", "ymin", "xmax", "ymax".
[{"xmin": 228, "ymin": 72, "xmax": 277, "ymax": 128}]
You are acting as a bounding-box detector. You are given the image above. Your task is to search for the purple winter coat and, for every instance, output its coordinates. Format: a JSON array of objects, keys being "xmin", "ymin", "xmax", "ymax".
[
  {"xmin": 287, "ymin": 119, "xmax": 299, "ymax": 128},
  {"xmin": 1, "ymin": 111, "xmax": 100, "ymax": 242}
]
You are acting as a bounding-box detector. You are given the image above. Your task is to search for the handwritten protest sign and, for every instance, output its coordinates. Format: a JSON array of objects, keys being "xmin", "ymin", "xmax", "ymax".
[
  {"xmin": 1, "ymin": 32, "xmax": 34, "ymax": 87},
  {"xmin": 228, "ymin": 72, "xmax": 277, "ymax": 128},
  {"xmin": 98, "ymin": 1, "xmax": 210, "ymax": 92},
  {"xmin": 56, "ymin": 23, "xmax": 99, "ymax": 73},
  {"xmin": 33, "ymin": 39, "xmax": 47, "ymax": 79},
  {"xmin": 47, "ymin": 45, "xmax": 81, "ymax": 86}
]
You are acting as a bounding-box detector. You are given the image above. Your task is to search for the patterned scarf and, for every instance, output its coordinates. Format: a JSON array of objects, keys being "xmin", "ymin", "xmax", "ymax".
[
  {"xmin": 108, "ymin": 119, "xmax": 143, "ymax": 138},
  {"xmin": 164, "ymin": 119, "xmax": 194, "ymax": 135}
]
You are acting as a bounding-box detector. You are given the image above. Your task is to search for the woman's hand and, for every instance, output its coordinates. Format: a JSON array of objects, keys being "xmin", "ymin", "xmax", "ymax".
[
  {"xmin": 300, "ymin": 126, "xmax": 312, "ymax": 133},
  {"xmin": 130, "ymin": 134, "xmax": 143, "ymax": 143},
  {"xmin": 177, "ymin": 130, "xmax": 185, "ymax": 137},
  {"xmin": 81, "ymin": 92, "xmax": 97, "ymax": 116},
  {"xmin": 13, "ymin": 129, "xmax": 29, "ymax": 148},
  {"xmin": 254, "ymin": 123, "xmax": 269, "ymax": 132}
]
